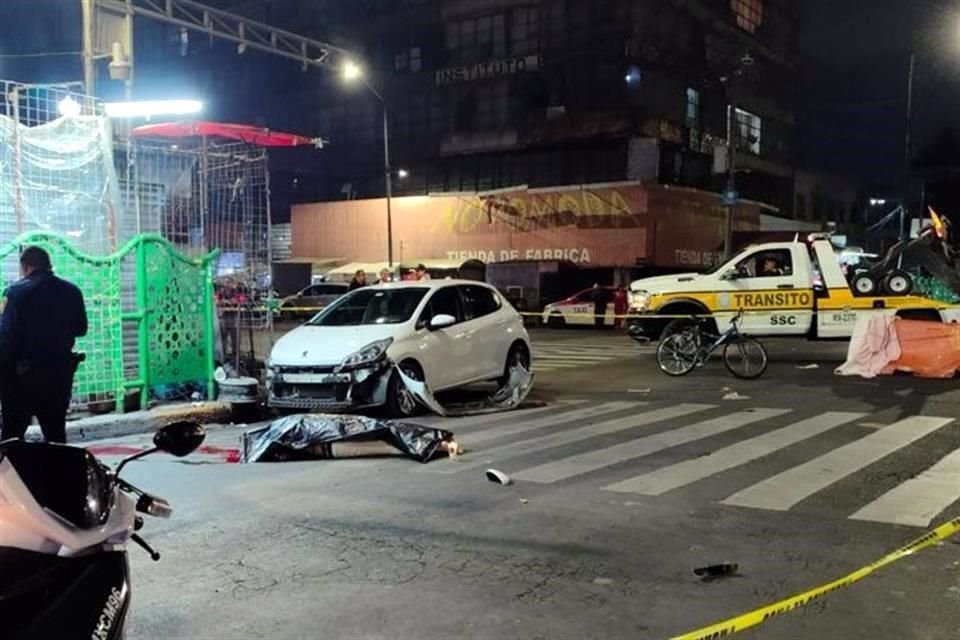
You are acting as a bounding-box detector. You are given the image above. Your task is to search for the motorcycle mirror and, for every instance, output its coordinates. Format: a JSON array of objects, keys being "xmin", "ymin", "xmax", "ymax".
[{"xmin": 153, "ymin": 421, "xmax": 206, "ymax": 457}]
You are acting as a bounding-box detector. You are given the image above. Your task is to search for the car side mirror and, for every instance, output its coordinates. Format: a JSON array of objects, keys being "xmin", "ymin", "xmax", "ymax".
[
  {"xmin": 721, "ymin": 269, "xmax": 739, "ymax": 280},
  {"xmin": 154, "ymin": 421, "xmax": 205, "ymax": 457},
  {"xmin": 429, "ymin": 314, "xmax": 456, "ymax": 330}
]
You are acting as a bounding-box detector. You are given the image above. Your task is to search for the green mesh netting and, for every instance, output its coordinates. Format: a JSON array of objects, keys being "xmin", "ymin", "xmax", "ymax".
[
  {"xmin": 144, "ymin": 240, "xmax": 210, "ymax": 386},
  {"xmin": 0, "ymin": 232, "xmax": 216, "ymax": 412}
]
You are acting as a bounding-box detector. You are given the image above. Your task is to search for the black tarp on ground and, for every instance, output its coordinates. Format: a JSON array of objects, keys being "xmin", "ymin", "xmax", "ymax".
[{"xmin": 241, "ymin": 414, "xmax": 455, "ymax": 463}]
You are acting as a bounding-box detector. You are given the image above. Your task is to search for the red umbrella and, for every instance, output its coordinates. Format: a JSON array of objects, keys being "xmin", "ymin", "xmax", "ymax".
[{"xmin": 130, "ymin": 121, "xmax": 323, "ymax": 147}]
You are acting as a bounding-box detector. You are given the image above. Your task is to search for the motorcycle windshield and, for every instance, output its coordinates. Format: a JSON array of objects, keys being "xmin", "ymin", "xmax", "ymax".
[{"xmin": 0, "ymin": 441, "xmax": 113, "ymax": 529}]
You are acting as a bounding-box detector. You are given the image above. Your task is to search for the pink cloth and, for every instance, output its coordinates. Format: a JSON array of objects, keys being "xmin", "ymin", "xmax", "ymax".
[{"xmin": 835, "ymin": 315, "xmax": 902, "ymax": 378}]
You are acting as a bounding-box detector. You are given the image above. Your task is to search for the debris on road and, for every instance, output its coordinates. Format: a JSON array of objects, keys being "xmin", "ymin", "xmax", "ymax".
[
  {"xmin": 241, "ymin": 414, "xmax": 457, "ymax": 463},
  {"xmin": 722, "ymin": 391, "xmax": 751, "ymax": 400},
  {"xmin": 485, "ymin": 468, "xmax": 513, "ymax": 485},
  {"xmin": 694, "ymin": 563, "xmax": 739, "ymax": 579},
  {"xmin": 795, "ymin": 363, "xmax": 820, "ymax": 370},
  {"xmin": 627, "ymin": 388, "xmax": 652, "ymax": 394},
  {"xmin": 401, "ymin": 363, "xmax": 533, "ymax": 417}
]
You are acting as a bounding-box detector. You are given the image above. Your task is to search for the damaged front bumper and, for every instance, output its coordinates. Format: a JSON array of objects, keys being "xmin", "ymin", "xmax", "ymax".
[{"xmin": 266, "ymin": 361, "xmax": 391, "ymax": 411}]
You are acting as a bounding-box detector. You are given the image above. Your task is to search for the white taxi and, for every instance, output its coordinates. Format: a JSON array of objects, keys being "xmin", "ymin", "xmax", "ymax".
[
  {"xmin": 266, "ymin": 280, "xmax": 531, "ymax": 416},
  {"xmin": 541, "ymin": 286, "xmax": 616, "ymax": 327}
]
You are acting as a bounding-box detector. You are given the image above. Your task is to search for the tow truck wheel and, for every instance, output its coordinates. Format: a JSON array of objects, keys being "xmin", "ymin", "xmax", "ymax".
[
  {"xmin": 852, "ymin": 273, "xmax": 878, "ymax": 296},
  {"xmin": 883, "ymin": 271, "xmax": 913, "ymax": 296}
]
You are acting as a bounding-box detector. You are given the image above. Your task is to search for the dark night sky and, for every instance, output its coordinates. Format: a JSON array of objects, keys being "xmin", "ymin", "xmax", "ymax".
[
  {"xmin": 800, "ymin": 0, "xmax": 960, "ymax": 185},
  {"xmin": 0, "ymin": 0, "xmax": 957, "ymax": 188}
]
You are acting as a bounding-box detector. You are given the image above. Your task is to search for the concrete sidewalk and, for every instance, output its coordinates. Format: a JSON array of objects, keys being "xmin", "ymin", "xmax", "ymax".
[{"xmin": 55, "ymin": 402, "xmax": 233, "ymax": 443}]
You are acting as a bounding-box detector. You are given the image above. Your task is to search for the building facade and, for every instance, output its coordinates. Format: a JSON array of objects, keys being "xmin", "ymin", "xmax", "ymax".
[{"xmin": 236, "ymin": 0, "xmax": 799, "ymax": 215}]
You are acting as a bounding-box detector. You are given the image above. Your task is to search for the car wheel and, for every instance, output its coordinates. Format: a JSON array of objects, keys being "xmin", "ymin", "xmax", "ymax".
[
  {"xmin": 497, "ymin": 343, "xmax": 531, "ymax": 387},
  {"xmin": 547, "ymin": 313, "xmax": 566, "ymax": 329},
  {"xmin": 661, "ymin": 318, "xmax": 698, "ymax": 340},
  {"xmin": 386, "ymin": 361, "xmax": 423, "ymax": 418}
]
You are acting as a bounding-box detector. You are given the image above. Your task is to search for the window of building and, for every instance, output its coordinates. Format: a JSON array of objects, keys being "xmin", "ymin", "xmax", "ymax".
[
  {"xmin": 394, "ymin": 47, "xmax": 422, "ymax": 73},
  {"xmin": 730, "ymin": 0, "xmax": 764, "ymax": 33},
  {"xmin": 445, "ymin": 14, "xmax": 506, "ymax": 64},
  {"xmin": 730, "ymin": 107, "xmax": 761, "ymax": 155},
  {"xmin": 685, "ymin": 88, "xmax": 700, "ymax": 127},
  {"xmin": 510, "ymin": 6, "xmax": 540, "ymax": 55},
  {"xmin": 475, "ymin": 80, "xmax": 510, "ymax": 129},
  {"xmin": 795, "ymin": 194, "xmax": 807, "ymax": 219}
]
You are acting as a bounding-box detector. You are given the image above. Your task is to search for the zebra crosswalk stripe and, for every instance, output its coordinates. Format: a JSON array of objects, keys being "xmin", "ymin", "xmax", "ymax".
[
  {"xmin": 604, "ymin": 411, "xmax": 866, "ymax": 496},
  {"xmin": 418, "ymin": 401, "xmax": 584, "ymax": 431},
  {"xmin": 463, "ymin": 401, "xmax": 642, "ymax": 445},
  {"xmin": 512, "ymin": 408, "xmax": 791, "ymax": 484},
  {"xmin": 421, "ymin": 403, "xmax": 714, "ymax": 475},
  {"xmin": 849, "ymin": 447, "xmax": 960, "ymax": 527},
  {"xmin": 721, "ymin": 416, "xmax": 956, "ymax": 512}
]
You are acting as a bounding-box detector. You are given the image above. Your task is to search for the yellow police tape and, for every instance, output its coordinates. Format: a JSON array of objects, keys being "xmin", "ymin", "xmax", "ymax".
[
  {"xmin": 220, "ymin": 306, "xmax": 960, "ymax": 321},
  {"xmin": 671, "ymin": 516, "xmax": 960, "ymax": 640}
]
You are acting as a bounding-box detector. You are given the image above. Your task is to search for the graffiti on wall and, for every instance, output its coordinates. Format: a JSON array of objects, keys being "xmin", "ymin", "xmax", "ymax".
[{"xmin": 433, "ymin": 188, "xmax": 643, "ymax": 235}]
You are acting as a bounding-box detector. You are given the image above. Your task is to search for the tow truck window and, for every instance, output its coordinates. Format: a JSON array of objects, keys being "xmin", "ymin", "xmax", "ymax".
[{"xmin": 735, "ymin": 249, "xmax": 793, "ymax": 278}]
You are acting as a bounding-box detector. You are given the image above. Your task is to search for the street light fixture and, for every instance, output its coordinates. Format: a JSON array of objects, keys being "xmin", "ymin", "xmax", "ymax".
[
  {"xmin": 57, "ymin": 97, "xmax": 82, "ymax": 117},
  {"xmin": 341, "ymin": 59, "xmax": 396, "ymax": 267},
  {"xmin": 397, "ymin": 169, "xmax": 409, "ymax": 179},
  {"xmin": 342, "ymin": 60, "xmax": 363, "ymax": 82}
]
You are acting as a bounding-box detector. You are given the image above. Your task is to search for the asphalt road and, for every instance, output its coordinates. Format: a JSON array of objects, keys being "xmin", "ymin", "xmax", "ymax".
[{"xmin": 89, "ymin": 328, "xmax": 960, "ymax": 640}]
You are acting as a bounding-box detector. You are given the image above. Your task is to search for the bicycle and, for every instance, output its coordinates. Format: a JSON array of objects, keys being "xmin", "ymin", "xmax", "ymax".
[{"xmin": 655, "ymin": 310, "xmax": 768, "ymax": 379}]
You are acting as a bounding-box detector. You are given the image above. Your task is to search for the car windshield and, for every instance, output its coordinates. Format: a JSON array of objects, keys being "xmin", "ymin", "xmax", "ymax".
[{"xmin": 307, "ymin": 287, "xmax": 428, "ymax": 326}]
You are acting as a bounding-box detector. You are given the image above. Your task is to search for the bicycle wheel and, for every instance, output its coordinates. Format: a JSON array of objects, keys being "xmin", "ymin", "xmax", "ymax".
[
  {"xmin": 722, "ymin": 337, "xmax": 768, "ymax": 379},
  {"xmin": 656, "ymin": 332, "xmax": 699, "ymax": 376}
]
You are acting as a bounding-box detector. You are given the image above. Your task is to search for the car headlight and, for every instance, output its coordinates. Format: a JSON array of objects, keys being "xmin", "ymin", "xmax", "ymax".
[
  {"xmin": 337, "ymin": 338, "xmax": 393, "ymax": 371},
  {"xmin": 629, "ymin": 291, "xmax": 652, "ymax": 312}
]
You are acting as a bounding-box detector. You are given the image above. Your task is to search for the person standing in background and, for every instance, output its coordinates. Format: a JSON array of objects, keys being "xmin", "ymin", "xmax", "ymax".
[
  {"xmin": 613, "ymin": 285, "xmax": 628, "ymax": 330},
  {"xmin": 0, "ymin": 246, "xmax": 87, "ymax": 443},
  {"xmin": 348, "ymin": 270, "xmax": 367, "ymax": 291},
  {"xmin": 591, "ymin": 283, "xmax": 608, "ymax": 329},
  {"xmin": 376, "ymin": 268, "xmax": 392, "ymax": 284}
]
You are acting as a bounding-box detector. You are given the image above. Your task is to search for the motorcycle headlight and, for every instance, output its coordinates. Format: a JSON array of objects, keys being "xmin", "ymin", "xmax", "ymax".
[
  {"xmin": 337, "ymin": 338, "xmax": 393, "ymax": 371},
  {"xmin": 83, "ymin": 454, "xmax": 114, "ymax": 528},
  {"xmin": 629, "ymin": 291, "xmax": 652, "ymax": 312}
]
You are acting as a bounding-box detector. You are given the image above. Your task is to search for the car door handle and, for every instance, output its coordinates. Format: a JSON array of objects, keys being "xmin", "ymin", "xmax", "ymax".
[{"xmin": 777, "ymin": 284, "xmax": 794, "ymax": 289}]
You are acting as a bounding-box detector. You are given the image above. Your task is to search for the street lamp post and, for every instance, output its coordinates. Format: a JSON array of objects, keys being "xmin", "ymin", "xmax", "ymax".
[{"xmin": 343, "ymin": 61, "xmax": 394, "ymax": 268}]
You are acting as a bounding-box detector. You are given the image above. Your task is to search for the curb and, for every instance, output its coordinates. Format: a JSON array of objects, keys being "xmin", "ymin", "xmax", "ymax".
[{"xmin": 60, "ymin": 402, "xmax": 232, "ymax": 443}]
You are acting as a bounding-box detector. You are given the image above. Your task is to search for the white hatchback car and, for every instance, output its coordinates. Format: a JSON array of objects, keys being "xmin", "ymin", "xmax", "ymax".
[{"xmin": 266, "ymin": 280, "xmax": 531, "ymax": 416}]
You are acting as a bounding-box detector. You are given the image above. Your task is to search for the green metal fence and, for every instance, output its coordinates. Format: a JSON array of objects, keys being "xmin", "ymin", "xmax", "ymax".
[{"xmin": 0, "ymin": 232, "xmax": 217, "ymax": 412}]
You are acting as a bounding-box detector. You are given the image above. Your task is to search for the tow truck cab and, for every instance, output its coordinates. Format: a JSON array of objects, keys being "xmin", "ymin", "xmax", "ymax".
[{"xmin": 626, "ymin": 236, "xmax": 958, "ymax": 342}]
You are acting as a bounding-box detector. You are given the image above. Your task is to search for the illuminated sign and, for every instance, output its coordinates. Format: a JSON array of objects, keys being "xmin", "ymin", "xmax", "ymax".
[{"xmin": 436, "ymin": 55, "xmax": 542, "ymax": 85}]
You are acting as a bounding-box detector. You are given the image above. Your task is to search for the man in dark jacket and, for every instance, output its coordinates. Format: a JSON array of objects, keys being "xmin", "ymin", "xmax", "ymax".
[
  {"xmin": 0, "ymin": 246, "xmax": 87, "ymax": 443},
  {"xmin": 590, "ymin": 283, "xmax": 608, "ymax": 329}
]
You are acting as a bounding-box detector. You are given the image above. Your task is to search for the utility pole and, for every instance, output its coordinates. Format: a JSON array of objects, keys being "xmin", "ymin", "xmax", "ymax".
[
  {"xmin": 723, "ymin": 104, "xmax": 737, "ymax": 261},
  {"xmin": 81, "ymin": 0, "xmax": 95, "ymax": 95},
  {"xmin": 904, "ymin": 52, "xmax": 915, "ymax": 178},
  {"xmin": 382, "ymin": 104, "xmax": 394, "ymax": 268},
  {"xmin": 720, "ymin": 53, "xmax": 752, "ymax": 261}
]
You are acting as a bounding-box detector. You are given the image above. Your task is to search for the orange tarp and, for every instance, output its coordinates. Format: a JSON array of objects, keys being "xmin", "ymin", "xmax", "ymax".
[{"xmin": 882, "ymin": 320, "xmax": 960, "ymax": 379}]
